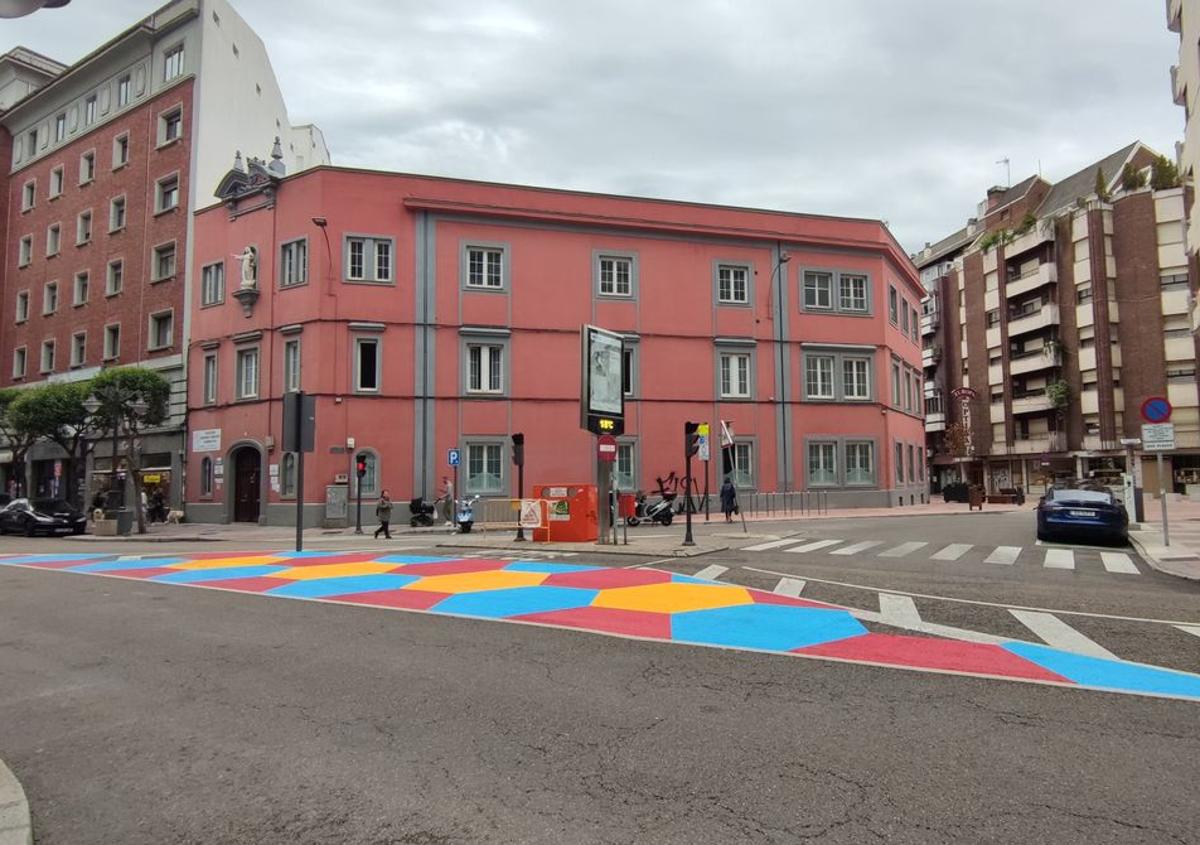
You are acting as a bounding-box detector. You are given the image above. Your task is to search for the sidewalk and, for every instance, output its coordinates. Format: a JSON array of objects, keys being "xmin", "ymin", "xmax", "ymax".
[
  {"xmin": 0, "ymin": 757, "xmax": 32, "ymax": 845},
  {"xmin": 1129, "ymin": 494, "xmax": 1200, "ymax": 581}
]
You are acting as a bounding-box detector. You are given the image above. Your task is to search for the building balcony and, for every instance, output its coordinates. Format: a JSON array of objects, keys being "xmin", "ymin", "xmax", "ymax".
[
  {"xmin": 1007, "ymin": 303, "xmax": 1060, "ymax": 337},
  {"xmin": 922, "ymin": 347, "xmax": 940, "ymax": 369},
  {"xmin": 1005, "ymin": 262, "xmax": 1057, "ymax": 299},
  {"xmin": 986, "ymin": 326, "xmax": 1002, "ymax": 348},
  {"xmin": 1005, "ymin": 221, "xmax": 1055, "ymax": 259},
  {"xmin": 920, "ymin": 312, "xmax": 938, "ymax": 336},
  {"xmin": 1000, "ymin": 432, "xmax": 1068, "ymax": 455},
  {"xmin": 1011, "ymin": 392, "xmax": 1052, "ymax": 415},
  {"xmin": 1168, "ymin": 0, "xmax": 1182, "ymax": 32},
  {"xmin": 1083, "ymin": 435, "xmax": 1121, "ymax": 452},
  {"xmin": 1009, "ymin": 347, "xmax": 1061, "ymax": 376},
  {"xmin": 924, "ymin": 412, "xmax": 946, "ymax": 433},
  {"xmin": 1172, "ymin": 64, "xmax": 1186, "ymax": 106},
  {"xmin": 990, "ymin": 401, "xmax": 1006, "ymax": 423}
]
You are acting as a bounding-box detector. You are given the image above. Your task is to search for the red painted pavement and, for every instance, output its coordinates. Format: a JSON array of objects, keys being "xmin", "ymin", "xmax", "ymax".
[
  {"xmin": 202, "ymin": 576, "xmax": 292, "ymax": 593},
  {"xmin": 389, "ymin": 559, "xmax": 510, "ymax": 576},
  {"xmin": 331, "ymin": 589, "xmax": 452, "ymax": 611},
  {"xmin": 543, "ymin": 568, "xmax": 674, "ymax": 589},
  {"xmin": 517, "ymin": 606, "xmax": 673, "ymax": 640}
]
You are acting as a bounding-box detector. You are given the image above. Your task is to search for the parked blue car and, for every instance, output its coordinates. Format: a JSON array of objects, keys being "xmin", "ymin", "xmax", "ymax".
[{"xmin": 1036, "ymin": 485, "xmax": 1128, "ymax": 545}]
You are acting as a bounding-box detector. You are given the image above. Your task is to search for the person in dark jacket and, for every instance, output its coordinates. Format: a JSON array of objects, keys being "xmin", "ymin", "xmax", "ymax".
[
  {"xmin": 374, "ymin": 490, "xmax": 393, "ymax": 539},
  {"xmin": 720, "ymin": 478, "xmax": 737, "ymax": 522}
]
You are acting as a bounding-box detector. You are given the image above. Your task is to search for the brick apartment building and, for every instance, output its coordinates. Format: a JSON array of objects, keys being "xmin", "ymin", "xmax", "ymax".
[
  {"xmin": 0, "ymin": 0, "xmax": 328, "ymax": 506},
  {"xmin": 914, "ymin": 142, "xmax": 1199, "ymax": 496},
  {"xmin": 184, "ymin": 165, "xmax": 928, "ymax": 526}
]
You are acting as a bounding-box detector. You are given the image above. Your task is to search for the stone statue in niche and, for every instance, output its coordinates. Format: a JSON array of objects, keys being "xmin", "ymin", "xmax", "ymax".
[{"xmin": 232, "ymin": 246, "xmax": 257, "ymax": 290}]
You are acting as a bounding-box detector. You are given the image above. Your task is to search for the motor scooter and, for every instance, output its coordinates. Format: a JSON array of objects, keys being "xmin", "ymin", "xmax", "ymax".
[
  {"xmin": 626, "ymin": 491, "xmax": 674, "ymax": 527},
  {"xmin": 456, "ymin": 495, "xmax": 480, "ymax": 533}
]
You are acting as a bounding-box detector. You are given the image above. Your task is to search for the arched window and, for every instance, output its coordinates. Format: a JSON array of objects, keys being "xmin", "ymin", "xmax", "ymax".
[
  {"xmin": 281, "ymin": 452, "xmax": 296, "ymax": 497},
  {"xmin": 200, "ymin": 457, "xmax": 213, "ymax": 496}
]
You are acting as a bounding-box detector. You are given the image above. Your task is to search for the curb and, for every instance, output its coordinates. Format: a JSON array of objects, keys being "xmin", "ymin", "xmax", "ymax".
[
  {"xmin": 1128, "ymin": 531, "xmax": 1200, "ymax": 581},
  {"xmin": 0, "ymin": 758, "xmax": 32, "ymax": 845},
  {"xmin": 436, "ymin": 540, "xmax": 727, "ymax": 558}
]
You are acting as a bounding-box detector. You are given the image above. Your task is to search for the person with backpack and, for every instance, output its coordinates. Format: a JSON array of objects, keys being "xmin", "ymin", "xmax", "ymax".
[
  {"xmin": 720, "ymin": 477, "xmax": 738, "ymax": 523},
  {"xmin": 374, "ymin": 490, "xmax": 393, "ymax": 539}
]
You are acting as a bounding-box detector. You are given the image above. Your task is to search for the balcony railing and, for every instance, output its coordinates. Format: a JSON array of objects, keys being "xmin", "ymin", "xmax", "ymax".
[
  {"xmin": 1172, "ymin": 64, "xmax": 1186, "ymax": 106},
  {"xmin": 1005, "ymin": 220, "xmax": 1055, "ymax": 259},
  {"xmin": 920, "ymin": 312, "xmax": 938, "ymax": 335},
  {"xmin": 1008, "ymin": 303, "xmax": 1060, "ymax": 337},
  {"xmin": 1011, "ymin": 391, "xmax": 1053, "ymax": 414},
  {"xmin": 1005, "ymin": 262, "xmax": 1057, "ymax": 298},
  {"xmin": 1009, "ymin": 347, "xmax": 1061, "ymax": 376},
  {"xmin": 924, "ymin": 412, "xmax": 946, "ymax": 433}
]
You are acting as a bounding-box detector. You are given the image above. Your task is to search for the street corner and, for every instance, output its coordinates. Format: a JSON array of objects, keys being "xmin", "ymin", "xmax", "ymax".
[{"xmin": 0, "ymin": 756, "xmax": 32, "ymax": 845}]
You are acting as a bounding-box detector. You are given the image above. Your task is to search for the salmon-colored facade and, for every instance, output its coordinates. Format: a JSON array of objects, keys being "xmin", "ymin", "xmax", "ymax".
[{"xmin": 186, "ymin": 165, "xmax": 927, "ymax": 525}]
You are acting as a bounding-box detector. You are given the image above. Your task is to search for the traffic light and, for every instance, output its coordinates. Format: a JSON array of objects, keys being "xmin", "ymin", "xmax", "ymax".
[
  {"xmin": 511, "ymin": 432, "xmax": 525, "ymax": 467},
  {"xmin": 684, "ymin": 421, "xmax": 700, "ymax": 457},
  {"xmin": 355, "ymin": 453, "xmax": 368, "ymax": 478}
]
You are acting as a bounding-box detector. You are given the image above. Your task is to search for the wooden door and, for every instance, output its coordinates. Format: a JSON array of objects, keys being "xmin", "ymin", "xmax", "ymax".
[{"xmin": 233, "ymin": 448, "xmax": 260, "ymax": 523}]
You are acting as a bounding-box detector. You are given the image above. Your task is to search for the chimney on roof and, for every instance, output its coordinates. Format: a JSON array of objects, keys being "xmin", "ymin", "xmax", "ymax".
[{"xmin": 985, "ymin": 185, "xmax": 1007, "ymax": 211}]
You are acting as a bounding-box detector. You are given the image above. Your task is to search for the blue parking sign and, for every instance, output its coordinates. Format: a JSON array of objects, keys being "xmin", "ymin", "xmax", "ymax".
[{"xmin": 448, "ymin": 448, "xmax": 461, "ymax": 467}]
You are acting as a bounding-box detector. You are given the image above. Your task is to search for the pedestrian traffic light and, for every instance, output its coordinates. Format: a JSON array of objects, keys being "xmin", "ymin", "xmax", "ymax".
[
  {"xmin": 684, "ymin": 421, "xmax": 700, "ymax": 457},
  {"xmin": 355, "ymin": 453, "xmax": 367, "ymax": 478},
  {"xmin": 512, "ymin": 432, "xmax": 525, "ymax": 467}
]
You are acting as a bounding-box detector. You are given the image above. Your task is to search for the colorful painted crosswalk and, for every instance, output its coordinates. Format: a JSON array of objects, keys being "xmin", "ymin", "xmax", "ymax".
[{"xmin": 2, "ymin": 549, "xmax": 1199, "ymax": 702}]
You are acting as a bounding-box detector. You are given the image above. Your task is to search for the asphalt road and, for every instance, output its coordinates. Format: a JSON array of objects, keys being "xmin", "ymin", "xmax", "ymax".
[{"xmin": 2, "ymin": 524, "xmax": 1200, "ymax": 844}]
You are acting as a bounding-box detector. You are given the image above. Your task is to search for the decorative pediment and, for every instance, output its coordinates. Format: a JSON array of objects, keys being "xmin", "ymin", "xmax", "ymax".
[{"xmin": 214, "ymin": 140, "xmax": 288, "ymax": 217}]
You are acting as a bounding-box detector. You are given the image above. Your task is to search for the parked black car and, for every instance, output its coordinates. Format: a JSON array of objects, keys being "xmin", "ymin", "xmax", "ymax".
[
  {"xmin": 1036, "ymin": 485, "xmax": 1128, "ymax": 545},
  {"xmin": 0, "ymin": 498, "xmax": 87, "ymax": 536}
]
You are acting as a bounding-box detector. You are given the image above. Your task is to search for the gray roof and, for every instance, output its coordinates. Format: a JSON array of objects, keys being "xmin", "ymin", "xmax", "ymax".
[
  {"xmin": 914, "ymin": 225, "xmax": 973, "ymax": 268},
  {"xmin": 989, "ymin": 174, "xmax": 1041, "ymax": 210},
  {"xmin": 1036, "ymin": 142, "xmax": 1140, "ymax": 218}
]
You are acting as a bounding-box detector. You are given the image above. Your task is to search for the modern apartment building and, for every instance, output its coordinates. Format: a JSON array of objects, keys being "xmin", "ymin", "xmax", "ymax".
[
  {"xmin": 915, "ymin": 143, "xmax": 1199, "ymax": 495},
  {"xmin": 0, "ymin": 0, "xmax": 328, "ymax": 505},
  {"xmin": 185, "ymin": 164, "xmax": 928, "ymax": 526}
]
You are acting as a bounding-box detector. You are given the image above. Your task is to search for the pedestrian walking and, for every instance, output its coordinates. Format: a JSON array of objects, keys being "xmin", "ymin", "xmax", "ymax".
[
  {"xmin": 441, "ymin": 475, "xmax": 454, "ymax": 526},
  {"xmin": 374, "ymin": 490, "xmax": 394, "ymax": 539},
  {"xmin": 720, "ymin": 477, "xmax": 738, "ymax": 523},
  {"xmin": 151, "ymin": 489, "xmax": 166, "ymax": 524}
]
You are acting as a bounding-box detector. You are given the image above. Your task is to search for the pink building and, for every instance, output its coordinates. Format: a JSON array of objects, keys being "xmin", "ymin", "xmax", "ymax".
[{"xmin": 186, "ymin": 162, "xmax": 927, "ymax": 525}]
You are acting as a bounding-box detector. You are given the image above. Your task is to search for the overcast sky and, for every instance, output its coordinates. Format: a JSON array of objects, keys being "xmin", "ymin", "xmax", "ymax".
[{"xmin": 4, "ymin": 0, "xmax": 1182, "ymax": 252}]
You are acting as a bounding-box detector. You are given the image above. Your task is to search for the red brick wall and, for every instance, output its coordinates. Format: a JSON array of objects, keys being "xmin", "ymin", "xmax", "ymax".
[
  {"xmin": 961, "ymin": 251, "xmax": 991, "ymax": 455},
  {"xmin": 1086, "ymin": 209, "xmax": 1118, "ymax": 442},
  {"xmin": 2, "ymin": 79, "xmax": 193, "ymax": 386}
]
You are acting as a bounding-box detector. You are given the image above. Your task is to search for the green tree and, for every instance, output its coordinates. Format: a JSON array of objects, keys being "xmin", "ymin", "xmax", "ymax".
[
  {"xmin": 1120, "ymin": 162, "xmax": 1146, "ymax": 192},
  {"xmin": 1150, "ymin": 154, "xmax": 1181, "ymax": 190},
  {"xmin": 0, "ymin": 387, "xmax": 39, "ymax": 496},
  {"xmin": 89, "ymin": 367, "xmax": 171, "ymax": 534},
  {"xmin": 10, "ymin": 381, "xmax": 101, "ymax": 506},
  {"xmin": 1094, "ymin": 167, "xmax": 1110, "ymax": 202}
]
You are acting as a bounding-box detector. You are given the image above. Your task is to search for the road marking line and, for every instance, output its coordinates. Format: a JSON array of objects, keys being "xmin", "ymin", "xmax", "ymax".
[
  {"xmin": 879, "ymin": 594, "xmax": 922, "ymax": 628},
  {"xmin": 742, "ymin": 537, "xmax": 806, "ymax": 552},
  {"xmin": 740, "ymin": 565, "xmax": 1200, "ymax": 627},
  {"xmin": 984, "ymin": 546, "xmax": 1021, "ymax": 565},
  {"xmin": 773, "ymin": 577, "xmax": 807, "ymax": 597},
  {"xmin": 1042, "ymin": 549, "xmax": 1075, "ymax": 569},
  {"xmin": 785, "ymin": 539, "xmax": 842, "ymax": 554},
  {"xmin": 877, "ymin": 541, "xmax": 927, "ymax": 558},
  {"xmin": 1100, "ymin": 552, "xmax": 1139, "ymax": 574},
  {"xmin": 1009, "ymin": 610, "xmax": 1117, "ymax": 659},
  {"xmin": 930, "ymin": 543, "xmax": 972, "ymax": 561},
  {"xmin": 831, "ymin": 540, "xmax": 884, "ymax": 556},
  {"xmin": 693, "ymin": 564, "xmax": 728, "ymax": 581},
  {"xmin": 1176, "ymin": 624, "xmax": 1200, "ymax": 639}
]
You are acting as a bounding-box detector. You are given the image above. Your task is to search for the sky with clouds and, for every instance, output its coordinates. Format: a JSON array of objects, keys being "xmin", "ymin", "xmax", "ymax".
[{"xmin": 4, "ymin": 0, "xmax": 1183, "ymax": 252}]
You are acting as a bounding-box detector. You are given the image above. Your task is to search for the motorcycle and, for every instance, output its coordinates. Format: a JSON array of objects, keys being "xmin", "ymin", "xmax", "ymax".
[
  {"xmin": 456, "ymin": 495, "xmax": 480, "ymax": 533},
  {"xmin": 408, "ymin": 496, "xmax": 437, "ymax": 528},
  {"xmin": 626, "ymin": 491, "xmax": 674, "ymax": 527}
]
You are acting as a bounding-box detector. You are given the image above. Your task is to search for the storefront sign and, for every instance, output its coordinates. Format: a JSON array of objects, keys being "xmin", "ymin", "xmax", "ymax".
[
  {"xmin": 192, "ymin": 428, "xmax": 222, "ymax": 453},
  {"xmin": 142, "ymin": 473, "xmax": 161, "ymax": 484}
]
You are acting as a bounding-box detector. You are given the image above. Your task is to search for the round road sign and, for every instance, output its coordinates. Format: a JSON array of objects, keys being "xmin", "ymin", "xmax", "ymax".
[{"xmin": 1141, "ymin": 396, "xmax": 1172, "ymax": 424}]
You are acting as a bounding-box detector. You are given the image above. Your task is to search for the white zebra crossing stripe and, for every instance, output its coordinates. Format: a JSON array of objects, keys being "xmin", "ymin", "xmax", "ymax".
[
  {"xmin": 693, "ymin": 564, "xmax": 728, "ymax": 581},
  {"xmin": 930, "ymin": 543, "xmax": 972, "ymax": 561},
  {"xmin": 785, "ymin": 539, "xmax": 843, "ymax": 554},
  {"xmin": 879, "ymin": 594, "xmax": 922, "ymax": 627},
  {"xmin": 1043, "ymin": 549, "xmax": 1075, "ymax": 569},
  {"xmin": 831, "ymin": 540, "xmax": 885, "ymax": 556},
  {"xmin": 878, "ymin": 541, "xmax": 927, "ymax": 558},
  {"xmin": 1009, "ymin": 610, "xmax": 1117, "ymax": 659},
  {"xmin": 985, "ymin": 546, "xmax": 1021, "ymax": 565},
  {"xmin": 773, "ymin": 577, "xmax": 807, "ymax": 597},
  {"xmin": 1176, "ymin": 624, "xmax": 1200, "ymax": 639},
  {"xmin": 1099, "ymin": 552, "xmax": 1139, "ymax": 574},
  {"xmin": 742, "ymin": 537, "xmax": 806, "ymax": 552}
]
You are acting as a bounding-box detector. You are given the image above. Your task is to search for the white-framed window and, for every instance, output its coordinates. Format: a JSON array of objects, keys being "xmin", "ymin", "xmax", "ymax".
[
  {"xmin": 163, "ymin": 44, "xmax": 185, "ymax": 80},
  {"xmin": 804, "ymin": 355, "xmax": 835, "ymax": 399},
  {"xmin": 236, "ymin": 347, "xmax": 259, "ymax": 399},
  {"xmin": 719, "ymin": 352, "xmax": 751, "ymax": 398},
  {"xmin": 839, "ymin": 273, "xmax": 868, "ymax": 312},
  {"xmin": 109, "ymin": 195, "xmax": 126, "ymax": 231},
  {"xmin": 616, "ymin": 442, "xmax": 636, "ymax": 491},
  {"xmin": 203, "ymin": 353, "xmax": 217, "ymax": 405},
  {"xmin": 466, "ymin": 443, "xmax": 504, "ymax": 494},
  {"xmin": 845, "ymin": 441, "xmax": 874, "ymax": 486},
  {"xmin": 155, "ymin": 174, "xmax": 179, "ymax": 213},
  {"xmin": 888, "ymin": 285, "xmax": 898, "ymax": 324},
  {"xmin": 106, "ymin": 259, "xmax": 123, "ymax": 296},
  {"xmin": 808, "ymin": 441, "xmax": 837, "ymax": 487},
  {"xmin": 49, "ymin": 166, "xmax": 63, "ymax": 198},
  {"xmin": 25, "ymin": 129, "xmax": 37, "ymax": 157},
  {"xmin": 54, "ymin": 113, "xmax": 66, "ymax": 142},
  {"xmin": 891, "ymin": 359, "xmax": 902, "ymax": 407},
  {"xmin": 43, "ymin": 281, "xmax": 58, "ymax": 314},
  {"xmin": 103, "ymin": 324, "xmax": 120, "ymax": 360},
  {"xmin": 79, "ymin": 150, "xmax": 95, "ymax": 184},
  {"xmin": 18, "ymin": 236, "xmax": 32, "ymax": 267},
  {"xmin": 152, "ymin": 242, "xmax": 176, "ymax": 280},
  {"xmin": 279, "ymin": 239, "xmax": 307, "ymax": 287},
  {"xmin": 160, "ymin": 107, "xmax": 183, "ymax": 145},
  {"xmin": 466, "ymin": 246, "xmax": 504, "ymax": 289},
  {"xmin": 117, "ymin": 75, "xmax": 131, "ymax": 107},
  {"xmin": 622, "ymin": 346, "xmax": 636, "ymax": 398},
  {"xmin": 148, "ymin": 310, "xmax": 173, "ymax": 350},
  {"xmin": 15, "ymin": 291, "xmax": 29, "ymax": 323},
  {"xmin": 803, "ymin": 271, "xmax": 833, "ymax": 309},
  {"xmin": 40, "ymin": 339, "xmax": 55, "ymax": 373},
  {"xmin": 21, "ymin": 180, "xmax": 35, "ymax": 211},
  {"xmin": 842, "ymin": 357, "xmax": 871, "ymax": 400},
  {"xmin": 200, "ymin": 457, "xmax": 214, "ymax": 496},
  {"xmin": 70, "ymin": 331, "xmax": 86, "ymax": 367},
  {"xmin": 344, "ymin": 235, "xmax": 393, "ymax": 283},
  {"xmin": 283, "ymin": 338, "xmax": 301, "ymax": 393},
  {"xmin": 895, "ymin": 442, "xmax": 905, "ymax": 484},
  {"xmin": 731, "ymin": 441, "xmax": 755, "ymax": 489},
  {"xmin": 76, "ymin": 210, "xmax": 92, "ymax": 244},
  {"xmin": 355, "ymin": 450, "xmax": 380, "ymax": 498},
  {"xmin": 84, "ymin": 95, "xmax": 97, "ymax": 125},
  {"xmin": 598, "ymin": 255, "xmax": 633, "ymax": 296},
  {"xmin": 717, "ymin": 264, "xmax": 749, "ymax": 304},
  {"xmin": 467, "ymin": 344, "xmax": 503, "ymax": 394},
  {"xmin": 281, "ymin": 453, "xmax": 297, "ymax": 498},
  {"xmin": 46, "ymin": 223, "xmax": 61, "ymax": 256},
  {"xmin": 353, "ymin": 337, "xmax": 379, "ymax": 392},
  {"xmin": 73, "ymin": 271, "xmax": 88, "ymax": 306},
  {"xmin": 200, "ymin": 261, "xmax": 224, "ymax": 306},
  {"xmin": 12, "ymin": 347, "xmax": 27, "ymax": 379},
  {"xmin": 113, "ymin": 134, "xmax": 129, "ymax": 169}
]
